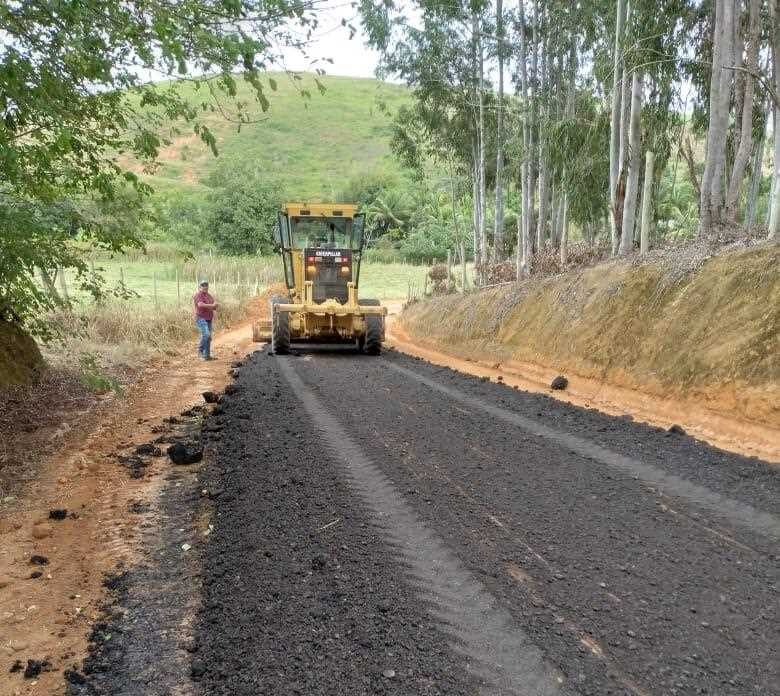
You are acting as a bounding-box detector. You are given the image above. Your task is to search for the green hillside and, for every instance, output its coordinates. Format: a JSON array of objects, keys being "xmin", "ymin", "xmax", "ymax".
[{"xmin": 134, "ymin": 73, "xmax": 410, "ymax": 201}]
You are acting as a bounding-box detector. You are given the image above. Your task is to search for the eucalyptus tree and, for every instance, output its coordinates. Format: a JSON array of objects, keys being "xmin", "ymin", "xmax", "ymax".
[
  {"xmin": 699, "ymin": 0, "xmax": 735, "ymax": 233},
  {"xmin": 769, "ymin": 0, "xmax": 780, "ymax": 240},
  {"xmin": 608, "ymin": 0, "xmax": 629, "ymax": 254},
  {"xmin": 515, "ymin": 0, "xmax": 533, "ymax": 276},
  {"xmin": 360, "ymin": 0, "xmax": 494, "ymax": 268},
  {"xmin": 493, "ymin": 0, "xmax": 507, "ymax": 259},
  {"xmin": 725, "ymin": 0, "xmax": 762, "ymax": 223},
  {"xmin": 619, "ymin": 71, "xmax": 642, "ymax": 253}
]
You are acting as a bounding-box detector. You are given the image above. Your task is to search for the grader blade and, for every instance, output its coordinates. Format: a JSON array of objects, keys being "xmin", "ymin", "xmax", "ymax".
[{"xmin": 252, "ymin": 319, "xmax": 273, "ymax": 343}]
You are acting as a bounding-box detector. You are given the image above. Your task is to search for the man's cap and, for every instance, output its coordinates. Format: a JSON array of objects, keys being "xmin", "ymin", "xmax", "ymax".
[{"xmin": 199, "ymin": 279, "xmax": 209, "ymax": 286}]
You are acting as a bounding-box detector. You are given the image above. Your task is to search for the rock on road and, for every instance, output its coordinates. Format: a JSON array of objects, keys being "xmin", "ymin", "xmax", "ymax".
[{"xmin": 75, "ymin": 348, "xmax": 779, "ymax": 696}]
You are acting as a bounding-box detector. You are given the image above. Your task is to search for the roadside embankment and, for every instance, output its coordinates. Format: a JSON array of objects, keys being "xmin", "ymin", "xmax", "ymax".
[
  {"xmin": 0, "ymin": 320, "xmax": 43, "ymax": 387},
  {"xmin": 396, "ymin": 243, "xmax": 779, "ymax": 461}
]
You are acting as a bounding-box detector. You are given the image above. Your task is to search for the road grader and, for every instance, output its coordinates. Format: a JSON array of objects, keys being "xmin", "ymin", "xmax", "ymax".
[{"xmin": 253, "ymin": 203, "xmax": 387, "ymax": 354}]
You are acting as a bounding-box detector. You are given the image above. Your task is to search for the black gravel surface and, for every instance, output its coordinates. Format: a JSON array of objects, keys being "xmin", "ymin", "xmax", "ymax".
[
  {"xmin": 69, "ymin": 346, "xmax": 779, "ymax": 696},
  {"xmin": 287, "ymin": 348, "xmax": 779, "ymax": 696},
  {"xmin": 193, "ymin": 352, "xmax": 479, "ymax": 695}
]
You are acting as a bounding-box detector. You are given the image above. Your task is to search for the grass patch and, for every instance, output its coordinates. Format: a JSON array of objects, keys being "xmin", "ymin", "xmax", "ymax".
[
  {"xmin": 359, "ymin": 263, "xmax": 429, "ymax": 300},
  {"xmin": 126, "ymin": 73, "xmax": 410, "ymax": 200},
  {"xmin": 64, "ymin": 249, "xmax": 428, "ymax": 306}
]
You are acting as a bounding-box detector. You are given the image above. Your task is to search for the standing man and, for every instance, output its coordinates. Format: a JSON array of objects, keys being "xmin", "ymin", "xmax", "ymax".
[{"xmin": 193, "ymin": 280, "xmax": 218, "ymax": 360}]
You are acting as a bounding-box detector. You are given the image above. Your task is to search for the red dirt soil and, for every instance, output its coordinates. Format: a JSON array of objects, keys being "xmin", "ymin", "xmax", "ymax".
[{"xmin": 0, "ymin": 305, "xmax": 259, "ymax": 696}]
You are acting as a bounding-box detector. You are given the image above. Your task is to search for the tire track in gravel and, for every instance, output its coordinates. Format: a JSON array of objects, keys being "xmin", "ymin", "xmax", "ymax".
[
  {"xmin": 192, "ymin": 352, "xmax": 484, "ymax": 696},
  {"xmin": 278, "ymin": 357, "xmax": 574, "ymax": 696},
  {"xmin": 386, "ymin": 362, "xmax": 780, "ymax": 545},
  {"xmin": 291, "ymin": 350, "xmax": 779, "ymax": 696}
]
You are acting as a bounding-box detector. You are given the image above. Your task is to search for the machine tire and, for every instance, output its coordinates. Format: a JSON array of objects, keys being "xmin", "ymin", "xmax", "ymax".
[
  {"xmin": 272, "ymin": 310, "xmax": 291, "ymax": 355},
  {"xmin": 360, "ymin": 299, "xmax": 383, "ymax": 356},
  {"xmin": 364, "ymin": 316, "xmax": 382, "ymax": 355}
]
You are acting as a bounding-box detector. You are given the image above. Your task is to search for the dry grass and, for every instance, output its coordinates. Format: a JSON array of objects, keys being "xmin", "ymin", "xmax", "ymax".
[{"xmin": 43, "ymin": 295, "xmax": 249, "ymax": 376}]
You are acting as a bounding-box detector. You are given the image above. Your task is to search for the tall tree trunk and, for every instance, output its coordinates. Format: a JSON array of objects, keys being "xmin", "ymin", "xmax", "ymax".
[
  {"xmin": 493, "ymin": 0, "xmax": 505, "ymax": 260},
  {"xmin": 769, "ymin": 0, "xmax": 780, "ymax": 240},
  {"xmin": 448, "ymin": 161, "xmax": 463, "ymax": 271},
  {"xmin": 549, "ymin": 183, "xmax": 559, "ymax": 247},
  {"xmin": 472, "ymin": 139, "xmax": 481, "ymax": 268},
  {"xmin": 517, "ymin": 0, "xmax": 531, "ymax": 278},
  {"xmin": 744, "ymin": 105, "xmax": 767, "ymax": 230},
  {"xmin": 535, "ymin": 18, "xmax": 549, "ymax": 254},
  {"xmin": 620, "ymin": 71, "xmax": 642, "ymax": 254},
  {"xmin": 528, "ymin": 0, "xmax": 539, "ymax": 253},
  {"xmin": 618, "ymin": 65, "xmax": 632, "ymax": 177},
  {"xmin": 726, "ymin": 0, "xmax": 760, "ymax": 222},
  {"xmin": 478, "ymin": 22, "xmax": 487, "ymax": 267},
  {"xmin": 536, "ymin": 160, "xmax": 548, "ymax": 252},
  {"xmin": 699, "ymin": 0, "xmax": 736, "ymax": 235},
  {"xmin": 609, "ymin": 0, "xmax": 629, "ymax": 255}
]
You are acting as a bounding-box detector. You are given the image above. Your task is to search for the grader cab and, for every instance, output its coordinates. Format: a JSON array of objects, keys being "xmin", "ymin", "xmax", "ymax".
[{"xmin": 253, "ymin": 203, "xmax": 387, "ymax": 354}]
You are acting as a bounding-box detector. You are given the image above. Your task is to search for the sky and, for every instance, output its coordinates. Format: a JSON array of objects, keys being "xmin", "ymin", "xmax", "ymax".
[{"xmin": 278, "ymin": 1, "xmax": 382, "ymax": 80}]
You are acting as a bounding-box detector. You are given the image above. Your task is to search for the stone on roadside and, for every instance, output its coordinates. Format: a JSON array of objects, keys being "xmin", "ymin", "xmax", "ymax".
[
  {"xmin": 64, "ymin": 669, "xmax": 87, "ymax": 685},
  {"xmin": 167, "ymin": 443, "xmax": 203, "ymax": 466},
  {"xmin": 134, "ymin": 443, "xmax": 162, "ymax": 457},
  {"xmin": 202, "ymin": 391, "xmax": 219, "ymax": 403},
  {"xmin": 31, "ymin": 524, "xmax": 52, "ymax": 539},
  {"xmin": 48, "ymin": 509, "xmax": 67, "ymax": 521},
  {"xmin": 550, "ymin": 375, "xmax": 568, "ymax": 390},
  {"xmin": 23, "ymin": 659, "xmax": 51, "ymax": 678}
]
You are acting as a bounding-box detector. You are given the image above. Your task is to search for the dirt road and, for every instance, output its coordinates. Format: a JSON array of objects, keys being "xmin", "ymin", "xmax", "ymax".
[{"xmin": 51, "ymin": 344, "xmax": 778, "ymax": 696}]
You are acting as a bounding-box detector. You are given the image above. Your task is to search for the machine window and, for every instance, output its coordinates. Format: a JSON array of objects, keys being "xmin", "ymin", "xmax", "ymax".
[{"xmin": 290, "ymin": 217, "xmax": 355, "ymax": 249}]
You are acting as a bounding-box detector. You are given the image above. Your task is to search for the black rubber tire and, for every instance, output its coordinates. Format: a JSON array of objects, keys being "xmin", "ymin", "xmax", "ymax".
[
  {"xmin": 364, "ymin": 316, "xmax": 382, "ymax": 355},
  {"xmin": 272, "ymin": 310, "xmax": 290, "ymax": 355},
  {"xmin": 360, "ymin": 299, "xmax": 383, "ymax": 356}
]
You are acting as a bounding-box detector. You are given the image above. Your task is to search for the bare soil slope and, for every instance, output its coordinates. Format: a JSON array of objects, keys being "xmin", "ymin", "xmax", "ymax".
[
  {"xmin": 399, "ymin": 243, "xmax": 779, "ymax": 449},
  {"xmin": 0, "ymin": 321, "xmax": 43, "ymax": 387}
]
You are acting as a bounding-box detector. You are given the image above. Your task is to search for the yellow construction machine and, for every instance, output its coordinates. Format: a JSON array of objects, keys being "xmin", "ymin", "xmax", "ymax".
[{"xmin": 253, "ymin": 203, "xmax": 387, "ymax": 354}]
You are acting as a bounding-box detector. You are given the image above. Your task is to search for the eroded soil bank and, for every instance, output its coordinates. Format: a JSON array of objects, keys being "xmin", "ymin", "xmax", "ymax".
[{"xmin": 397, "ymin": 243, "xmax": 779, "ymax": 461}]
